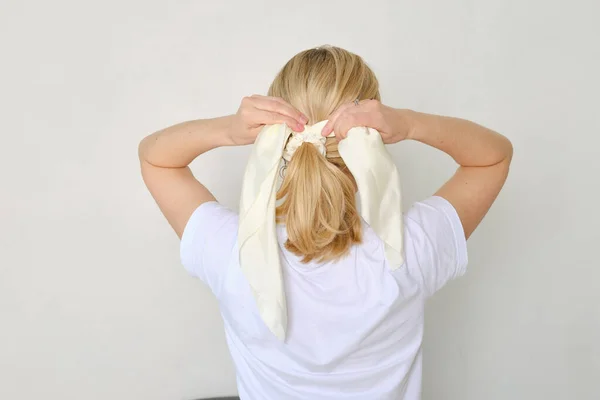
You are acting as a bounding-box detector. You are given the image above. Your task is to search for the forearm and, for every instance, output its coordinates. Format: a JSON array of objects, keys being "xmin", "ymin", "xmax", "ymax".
[
  {"xmin": 403, "ymin": 110, "xmax": 513, "ymax": 167},
  {"xmin": 138, "ymin": 115, "xmax": 235, "ymax": 168}
]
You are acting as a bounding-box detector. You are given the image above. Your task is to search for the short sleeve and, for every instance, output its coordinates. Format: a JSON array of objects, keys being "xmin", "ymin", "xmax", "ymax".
[
  {"xmin": 180, "ymin": 201, "xmax": 239, "ymax": 296},
  {"xmin": 402, "ymin": 196, "xmax": 468, "ymax": 297}
]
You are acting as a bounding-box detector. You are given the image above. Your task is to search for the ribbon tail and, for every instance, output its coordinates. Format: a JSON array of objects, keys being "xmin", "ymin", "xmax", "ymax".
[
  {"xmin": 238, "ymin": 123, "xmax": 293, "ymax": 340},
  {"xmin": 338, "ymin": 126, "xmax": 404, "ymax": 269}
]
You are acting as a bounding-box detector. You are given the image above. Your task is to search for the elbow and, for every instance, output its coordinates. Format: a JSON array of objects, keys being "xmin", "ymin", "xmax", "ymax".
[
  {"xmin": 489, "ymin": 136, "xmax": 513, "ymax": 169},
  {"xmin": 494, "ymin": 131, "xmax": 513, "ymax": 164},
  {"xmin": 138, "ymin": 134, "xmax": 168, "ymax": 168},
  {"xmin": 504, "ymin": 137, "xmax": 514, "ymax": 163},
  {"xmin": 137, "ymin": 135, "xmax": 153, "ymax": 163},
  {"xmin": 137, "ymin": 139, "xmax": 145, "ymax": 162}
]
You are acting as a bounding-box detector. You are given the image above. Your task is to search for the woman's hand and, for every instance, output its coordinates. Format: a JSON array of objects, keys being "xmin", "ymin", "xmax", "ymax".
[
  {"xmin": 227, "ymin": 94, "xmax": 309, "ymax": 145},
  {"xmin": 320, "ymin": 99, "xmax": 413, "ymax": 144}
]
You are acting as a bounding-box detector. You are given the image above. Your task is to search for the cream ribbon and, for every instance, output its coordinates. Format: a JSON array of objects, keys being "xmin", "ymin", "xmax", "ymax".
[{"xmin": 238, "ymin": 120, "xmax": 404, "ymax": 341}]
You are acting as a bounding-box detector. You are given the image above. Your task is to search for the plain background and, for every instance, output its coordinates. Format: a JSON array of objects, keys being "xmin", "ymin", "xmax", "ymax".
[{"xmin": 1, "ymin": 0, "xmax": 598, "ymax": 399}]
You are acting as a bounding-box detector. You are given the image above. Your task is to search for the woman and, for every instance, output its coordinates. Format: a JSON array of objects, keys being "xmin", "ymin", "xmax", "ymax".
[{"xmin": 138, "ymin": 46, "xmax": 513, "ymax": 400}]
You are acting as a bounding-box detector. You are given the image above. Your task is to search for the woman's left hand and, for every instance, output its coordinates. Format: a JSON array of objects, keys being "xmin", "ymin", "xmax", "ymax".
[
  {"xmin": 320, "ymin": 99, "xmax": 413, "ymax": 144},
  {"xmin": 227, "ymin": 94, "xmax": 309, "ymax": 145}
]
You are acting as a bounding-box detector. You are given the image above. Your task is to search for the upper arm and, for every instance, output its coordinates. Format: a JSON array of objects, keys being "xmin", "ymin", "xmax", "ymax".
[
  {"xmin": 140, "ymin": 159, "xmax": 216, "ymax": 238},
  {"xmin": 434, "ymin": 156, "xmax": 511, "ymax": 239}
]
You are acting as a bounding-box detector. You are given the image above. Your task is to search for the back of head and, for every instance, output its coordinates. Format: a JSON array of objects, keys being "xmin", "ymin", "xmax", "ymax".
[{"xmin": 268, "ymin": 45, "xmax": 381, "ymax": 263}]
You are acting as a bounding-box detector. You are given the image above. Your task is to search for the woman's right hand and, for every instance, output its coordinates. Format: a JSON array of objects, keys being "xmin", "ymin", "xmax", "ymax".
[
  {"xmin": 320, "ymin": 99, "xmax": 413, "ymax": 144},
  {"xmin": 227, "ymin": 95, "xmax": 309, "ymax": 145}
]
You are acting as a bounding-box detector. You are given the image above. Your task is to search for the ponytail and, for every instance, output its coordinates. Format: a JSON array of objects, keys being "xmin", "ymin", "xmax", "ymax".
[{"xmin": 276, "ymin": 142, "xmax": 362, "ymax": 263}]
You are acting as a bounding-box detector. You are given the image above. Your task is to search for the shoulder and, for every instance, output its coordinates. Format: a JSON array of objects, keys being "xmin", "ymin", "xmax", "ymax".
[
  {"xmin": 180, "ymin": 201, "xmax": 239, "ymax": 285},
  {"xmin": 401, "ymin": 196, "xmax": 469, "ymax": 297},
  {"xmin": 404, "ymin": 196, "xmax": 463, "ymax": 230},
  {"xmin": 181, "ymin": 201, "xmax": 238, "ymax": 249}
]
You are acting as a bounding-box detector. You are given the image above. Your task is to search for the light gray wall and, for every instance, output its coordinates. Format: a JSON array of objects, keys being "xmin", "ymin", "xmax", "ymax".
[{"xmin": 1, "ymin": 1, "xmax": 598, "ymax": 399}]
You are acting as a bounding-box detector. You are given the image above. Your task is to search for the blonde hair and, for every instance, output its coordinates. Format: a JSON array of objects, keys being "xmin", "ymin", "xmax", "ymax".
[{"xmin": 268, "ymin": 45, "xmax": 381, "ymax": 263}]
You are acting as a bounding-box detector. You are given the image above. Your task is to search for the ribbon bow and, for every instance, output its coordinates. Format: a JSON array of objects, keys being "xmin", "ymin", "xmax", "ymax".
[{"xmin": 238, "ymin": 120, "xmax": 404, "ymax": 341}]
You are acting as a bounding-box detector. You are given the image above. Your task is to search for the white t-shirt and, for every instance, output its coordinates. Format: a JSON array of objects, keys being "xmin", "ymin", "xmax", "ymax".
[{"xmin": 180, "ymin": 196, "xmax": 468, "ymax": 400}]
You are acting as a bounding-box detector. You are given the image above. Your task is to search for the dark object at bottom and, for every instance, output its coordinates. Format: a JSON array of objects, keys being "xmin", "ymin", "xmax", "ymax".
[{"xmin": 196, "ymin": 397, "xmax": 240, "ymax": 400}]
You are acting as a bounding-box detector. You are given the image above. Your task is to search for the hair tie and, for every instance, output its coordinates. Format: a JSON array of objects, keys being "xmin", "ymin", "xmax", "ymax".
[{"xmin": 282, "ymin": 124, "xmax": 328, "ymax": 161}]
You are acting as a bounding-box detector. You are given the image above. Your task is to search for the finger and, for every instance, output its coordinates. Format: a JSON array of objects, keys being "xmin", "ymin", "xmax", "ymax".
[
  {"xmin": 321, "ymin": 102, "xmax": 354, "ymax": 136},
  {"xmin": 334, "ymin": 110, "xmax": 367, "ymax": 140},
  {"xmin": 331, "ymin": 114, "xmax": 352, "ymax": 141},
  {"xmin": 252, "ymin": 96, "xmax": 308, "ymax": 125},
  {"xmin": 336, "ymin": 119, "xmax": 355, "ymax": 140},
  {"xmin": 332, "ymin": 118, "xmax": 350, "ymax": 140},
  {"xmin": 320, "ymin": 116, "xmax": 337, "ymax": 138},
  {"xmin": 259, "ymin": 110, "xmax": 304, "ymax": 132}
]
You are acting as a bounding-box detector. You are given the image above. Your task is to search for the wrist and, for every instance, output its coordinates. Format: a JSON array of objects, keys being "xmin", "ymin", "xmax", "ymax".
[
  {"xmin": 209, "ymin": 115, "xmax": 237, "ymax": 147},
  {"xmin": 392, "ymin": 108, "xmax": 418, "ymax": 141}
]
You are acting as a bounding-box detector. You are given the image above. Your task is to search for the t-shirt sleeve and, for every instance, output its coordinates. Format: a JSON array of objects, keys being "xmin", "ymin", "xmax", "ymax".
[
  {"xmin": 179, "ymin": 201, "xmax": 239, "ymax": 296},
  {"xmin": 402, "ymin": 196, "xmax": 468, "ymax": 297}
]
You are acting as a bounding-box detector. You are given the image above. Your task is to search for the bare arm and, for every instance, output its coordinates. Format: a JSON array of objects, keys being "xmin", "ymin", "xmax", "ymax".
[
  {"xmin": 322, "ymin": 100, "xmax": 513, "ymax": 240},
  {"xmin": 138, "ymin": 95, "xmax": 308, "ymax": 238},
  {"xmin": 138, "ymin": 116, "xmax": 234, "ymax": 238},
  {"xmin": 405, "ymin": 110, "xmax": 513, "ymax": 239}
]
